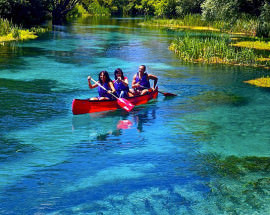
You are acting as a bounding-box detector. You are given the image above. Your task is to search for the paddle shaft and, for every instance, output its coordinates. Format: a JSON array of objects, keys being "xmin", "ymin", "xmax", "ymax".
[
  {"xmin": 138, "ymin": 84, "xmax": 177, "ymax": 96},
  {"xmin": 90, "ymin": 78, "xmax": 118, "ymax": 99}
]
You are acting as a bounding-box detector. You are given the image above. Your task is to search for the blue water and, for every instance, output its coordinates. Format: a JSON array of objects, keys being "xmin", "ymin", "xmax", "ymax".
[{"xmin": 0, "ymin": 17, "xmax": 270, "ymax": 214}]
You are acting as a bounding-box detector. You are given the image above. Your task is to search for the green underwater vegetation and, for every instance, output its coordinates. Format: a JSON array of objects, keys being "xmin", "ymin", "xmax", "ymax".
[
  {"xmin": 196, "ymin": 153, "xmax": 270, "ymax": 214},
  {"xmin": 200, "ymin": 154, "xmax": 270, "ymax": 178},
  {"xmin": 191, "ymin": 91, "xmax": 248, "ymax": 107}
]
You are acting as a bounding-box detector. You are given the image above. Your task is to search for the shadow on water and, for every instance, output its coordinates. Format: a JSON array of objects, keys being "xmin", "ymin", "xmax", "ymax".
[
  {"xmin": 0, "ymin": 43, "xmax": 49, "ymax": 67},
  {"xmin": 0, "ymin": 78, "xmax": 57, "ymax": 93},
  {"xmin": 72, "ymin": 101, "xmax": 158, "ymax": 143},
  {"xmin": 0, "ymin": 78, "xmax": 68, "ymax": 132},
  {"xmin": 0, "ymin": 137, "xmax": 38, "ymax": 162},
  {"xmin": 0, "ymin": 105, "xmax": 209, "ymax": 215}
]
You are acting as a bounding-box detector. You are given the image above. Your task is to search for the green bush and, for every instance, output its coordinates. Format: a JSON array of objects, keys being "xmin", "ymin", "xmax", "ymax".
[
  {"xmin": 0, "ymin": 18, "xmax": 11, "ymax": 36},
  {"xmin": 175, "ymin": 0, "xmax": 203, "ymax": 17},
  {"xmin": 256, "ymin": 1, "xmax": 270, "ymax": 37},
  {"xmin": 0, "ymin": 0, "xmax": 47, "ymax": 26},
  {"xmin": 11, "ymin": 26, "xmax": 20, "ymax": 39},
  {"xmin": 88, "ymin": 1, "xmax": 110, "ymax": 16},
  {"xmin": 201, "ymin": 0, "xmax": 239, "ymax": 22},
  {"xmin": 68, "ymin": 4, "xmax": 88, "ymax": 18}
]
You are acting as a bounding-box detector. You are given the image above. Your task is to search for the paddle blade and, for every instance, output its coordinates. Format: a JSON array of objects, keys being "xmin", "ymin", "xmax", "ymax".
[
  {"xmin": 159, "ymin": 91, "xmax": 177, "ymax": 97},
  {"xmin": 117, "ymin": 120, "xmax": 133, "ymax": 129},
  {"xmin": 117, "ymin": 98, "xmax": 134, "ymax": 112}
]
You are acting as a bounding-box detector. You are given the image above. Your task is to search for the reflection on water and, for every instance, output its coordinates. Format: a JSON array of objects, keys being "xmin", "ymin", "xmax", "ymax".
[
  {"xmin": 0, "ymin": 16, "xmax": 269, "ymax": 214},
  {"xmin": 132, "ymin": 106, "xmax": 156, "ymax": 132}
]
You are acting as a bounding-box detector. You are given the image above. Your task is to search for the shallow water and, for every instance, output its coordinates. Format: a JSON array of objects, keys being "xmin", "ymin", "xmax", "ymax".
[{"xmin": 0, "ymin": 17, "xmax": 269, "ymax": 214}]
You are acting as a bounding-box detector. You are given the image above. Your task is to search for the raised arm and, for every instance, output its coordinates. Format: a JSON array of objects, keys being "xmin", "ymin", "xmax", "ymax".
[
  {"xmin": 148, "ymin": 74, "xmax": 158, "ymax": 89},
  {"xmin": 122, "ymin": 77, "xmax": 129, "ymax": 87},
  {"xmin": 108, "ymin": 81, "xmax": 116, "ymax": 94},
  {"xmin": 88, "ymin": 76, "xmax": 98, "ymax": 89},
  {"xmin": 116, "ymin": 76, "xmax": 129, "ymax": 87}
]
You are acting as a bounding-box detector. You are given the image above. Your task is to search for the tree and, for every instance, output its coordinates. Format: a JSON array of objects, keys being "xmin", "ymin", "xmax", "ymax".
[
  {"xmin": 0, "ymin": 0, "xmax": 48, "ymax": 26},
  {"xmin": 175, "ymin": 0, "xmax": 203, "ymax": 17},
  {"xmin": 256, "ymin": 1, "xmax": 270, "ymax": 37},
  {"xmin": 47, "ymin": 0, "xmax": 81, "ymax": 24},
  {"xmin": 201, "ymin": 0, "xmax": 239, "ymax": 21}
]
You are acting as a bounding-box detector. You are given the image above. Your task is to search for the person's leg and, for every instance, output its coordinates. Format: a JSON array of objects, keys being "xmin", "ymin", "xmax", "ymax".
[
  {"xmin": 90, "ymin": 97, "xmax": 98, "ymax": 100},
  {"xmin": 119, "ymin": 91, "xmax": 125, "ymax": 98},
  {"xmin": 140, "ymin": 89, "xmax": 149, "ymax": 95},
  {"xmin": 99, "ymin": 97, "xmax": 110, "ymax": 100}
]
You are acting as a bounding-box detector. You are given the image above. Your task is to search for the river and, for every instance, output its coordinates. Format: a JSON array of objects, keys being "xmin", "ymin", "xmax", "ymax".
[{"xmin": 0, "ymin": 17, "xmax": 269, "ymax": 214}]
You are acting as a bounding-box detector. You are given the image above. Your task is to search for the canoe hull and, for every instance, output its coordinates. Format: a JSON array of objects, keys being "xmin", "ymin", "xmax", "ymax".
[{"xmin": 72, "ymin": 89, "xmax": 158, "ymax": 115}]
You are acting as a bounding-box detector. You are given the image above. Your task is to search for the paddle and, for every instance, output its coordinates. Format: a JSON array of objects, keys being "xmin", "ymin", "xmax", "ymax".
[
  {"xmin": 90, "ymin": 78, "xmax": 134, "ymax": 112},
  {"xmin": 138, "ymin": 84, "xmax": 177, "ymax": 97},
  {"xmin": 158, "ymin": 90, "xmax": 177, "ymax": 97}
]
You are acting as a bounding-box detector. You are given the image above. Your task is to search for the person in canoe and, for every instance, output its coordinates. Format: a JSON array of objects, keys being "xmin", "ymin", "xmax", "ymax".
[
  {"xmin": 113, "ymin": 68, "xmax": 132, "ymax": 98},
  {"xmin": 88, "ymin": 71, "xmax": 116, "ymax": 100},
  {"xmin": 131, "ymin": 65, "xmax": 158, "ymax": 95}
]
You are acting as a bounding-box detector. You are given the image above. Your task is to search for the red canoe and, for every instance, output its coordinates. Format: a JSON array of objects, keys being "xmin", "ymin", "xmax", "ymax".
[{"xmin": 72, "ymin": 88, "xmax": 158, "ymax": 115}]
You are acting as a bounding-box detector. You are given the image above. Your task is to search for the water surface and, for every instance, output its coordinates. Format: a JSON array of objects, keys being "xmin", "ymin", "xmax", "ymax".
[{"xmin": 0, "ymin": 17, "xmax": 269, "ymax": 214}]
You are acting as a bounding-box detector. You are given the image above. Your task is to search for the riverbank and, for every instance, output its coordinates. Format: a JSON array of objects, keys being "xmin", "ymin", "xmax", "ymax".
[
  {"xmin": 140, "ymin": 16, "xmax": 270, "ymax": 71},
  {"xmin": 169, "ymin": 33, "xmax": 269, "ymax": 67},
  {"xmin": 0, "ymin": 18, "xmax": 47, "ymax": 45},
  {"xmin": 140, "ymin": 15, "xmax": 258, "ymax": 36}
]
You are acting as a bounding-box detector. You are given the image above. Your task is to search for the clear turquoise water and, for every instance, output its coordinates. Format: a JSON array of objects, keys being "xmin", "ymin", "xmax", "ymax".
[{"xmin": 0, "ymin": 17, "xmax": 270, "ymax": 214}]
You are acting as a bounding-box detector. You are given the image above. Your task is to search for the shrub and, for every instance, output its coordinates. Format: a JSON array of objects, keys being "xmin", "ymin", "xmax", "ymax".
[
  {"xmin": 175, "ymin": 0, "xmax": 203, "ymax": 17},
  {"xmin": 0, "ymin": 18, "xmax": 11, "ymax": 36},
  {"xmin": 256, "ymin": 1, "xmax": 270, "ymax": 37},
  {"xmin": 201, "ymin": 0, "xmax": 239, "ymax": 22},
  {"xmin": 11, "ymin": 26, "xmax": 20, "ymax": 39}
]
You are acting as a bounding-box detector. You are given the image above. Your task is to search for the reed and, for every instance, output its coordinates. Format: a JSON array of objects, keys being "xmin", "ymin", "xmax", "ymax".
[
  {"xmin": 169, "ymin": 33, "xmax": 267, "ymax": 67},
  {"xmin": 0, "ymin": 18, "xmax": 12, "ymax": 36},
  {"xmin": 0, "ymin": 18, "xmax": 47, "ymax": 44}
]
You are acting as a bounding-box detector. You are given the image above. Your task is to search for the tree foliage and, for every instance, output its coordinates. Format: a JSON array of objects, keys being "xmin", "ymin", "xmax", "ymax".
[
  {"xmin": 175, "ymin": 0, "xmax": 203, "ymax": 17},
  {"xmin": 201, "ymin": 0, "xmax": 239, "ymax": 21},
  {"xmin": 0, "ymin": 0, "xmax": 48, "ymax": 26},
  {"xmin": 47, "ymin": 0, "xmax": 82, "ymax": 24},
  {"xmin": 0, "ymin": 0, "xmax": 269, "ymax": 37},
  {"xmin": 256, "ymin": 1, "xmax": 270, "ymax": 37}
]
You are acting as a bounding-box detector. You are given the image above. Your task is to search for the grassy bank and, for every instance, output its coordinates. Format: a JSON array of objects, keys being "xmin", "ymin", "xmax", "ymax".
[
  {"xmin": 169, "ymin": 33, "xmax": 270, "ymax": 69},
  {"xmin": 141, "ymin": 14, "xmax": 258, "ymax": 36},
  {"xmin": 0, "ymin": 18, "xmax": 46, "ymax": 45}
]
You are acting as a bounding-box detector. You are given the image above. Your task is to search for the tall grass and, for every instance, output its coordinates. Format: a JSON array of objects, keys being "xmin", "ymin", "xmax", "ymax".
[
  {"xmin": 0, "ymin": 17, "xmax": 47, "ymax": 43},
  {"xmin": 143, "ymin": 14, "xmax": 208, "ymax": 27},
  {"xmin": 0, "ymin": 18, "xmax": 13, "ymax": 36},
  {"xmin": 169, "ymin": 33, "xmax": 262, "ymax": 66},
  {"xmin": 142, "ymin": 14, "xmax": 259, "ymax": 36},
  {"xmin": 88, "ymin": 2, "xmax": 110, "ymax": 16}
]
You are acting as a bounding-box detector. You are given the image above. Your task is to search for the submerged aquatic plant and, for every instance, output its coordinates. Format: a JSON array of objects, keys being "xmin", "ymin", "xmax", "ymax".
[
  {"xmin": 199, "ymin": 154, "xmax": 270, "ymax": 178},
  {"xmin": 244, "ymin": 76, "xmax": 270, "ymax": 87},
  {"xmin": 232, "ymin": 41, "xmax": 270, "ymax": 50},
  {"xmin": 191, "ymin": 91, "xmax": 247, "ymax": 107}
]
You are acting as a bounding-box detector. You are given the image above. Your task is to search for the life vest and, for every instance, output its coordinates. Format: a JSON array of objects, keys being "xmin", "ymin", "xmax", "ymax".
[
  {"xmin": 135, "ymin": 72, "xmax": 150, "ymax": 90},
  {"xmin": 98, "ymin": 82, "xmax": 113, "ymax": 99},
  {"xmin": 113, "ymin": 77, "xmax": 129, "ymax": 97}
]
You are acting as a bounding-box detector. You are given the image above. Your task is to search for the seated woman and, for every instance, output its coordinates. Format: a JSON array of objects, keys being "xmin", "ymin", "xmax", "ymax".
[
  {"xmin": 88, "ymin": 71, "xmax": 116, "ymax": 100},
  {"xmin": 113, "ymin": 68, "xmax": 132, "ymax": 98}
]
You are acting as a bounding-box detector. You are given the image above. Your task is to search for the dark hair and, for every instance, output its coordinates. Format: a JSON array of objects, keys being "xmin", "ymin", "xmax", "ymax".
[
  {"xmin": 98, "ymin": 71, "xmax": 111, "ymax": 84},
  {"xmin": 139, "ymin": 65, "xmax": 146, "ymax": 72},
  {"xmin": 114, "ymin": 68, "xmax": 124, "ymax": 80}
]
